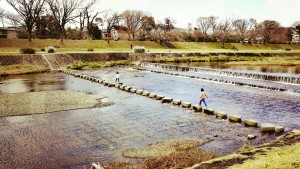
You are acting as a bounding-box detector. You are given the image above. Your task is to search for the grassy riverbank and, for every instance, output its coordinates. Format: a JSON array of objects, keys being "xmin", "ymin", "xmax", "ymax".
[
  {"xmin": 1, "ymin": 39, "xmax": 300, "ymax": 53},
  {"xmin": 67, "ymin": 60, "xmax": 132, "ymax": 70},
  {"xmin": 0, "ymin": 65, "xmax": 49, "ymax": 76}
]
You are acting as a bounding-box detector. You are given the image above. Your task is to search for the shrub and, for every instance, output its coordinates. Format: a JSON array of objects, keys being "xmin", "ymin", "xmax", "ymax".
[
  {"xmin": 133, "ymin": 46, "xmax": 146, "ymax": 53},
  {"xmin": 285, "ymin": 48, "xmax": 291, "ymax": 51},
  {"xmin": 41, "ymin": 48, "xmax": 45, "ymax": 51},
  {"xmin": 87, "ymin": 48, "xmax": 93, "ymax": 51},
  {"xmin": 46, "ymin": 46, "xmax": 56, "ymax": 53},
  {"xmin": 20, "ymin": 48, "xmax": 36, "ymax": 54}
]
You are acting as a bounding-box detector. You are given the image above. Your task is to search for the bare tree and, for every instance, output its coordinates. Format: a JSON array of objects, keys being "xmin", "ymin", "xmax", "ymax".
[
  {"xmin": 196, "ymin": 16, "xmax": 214, "ymax": 42},
  {"xmin": 99, "ymin": 11, "xmax": 120, "ymax": 44},
  {"xmin": 257, "ymin": 20, "xmax": 280, "ymax": 44},
  {"xmin": 216, "ymin": 18, "xmax": 233, "ymax": 48},
  {"xmin": 121, "ymin": 10, "xmax": 146, "ymax": 40},
  {"xmin": 78, "ymin": 0, "xmax": 100, "ymax": 39},
  {"xmin": 232, "ymin": 18, "xmax": 256, "ymax": 42},
  {"xmin": 0, "ymin": 8, "xmax": 5, "ymax": 27},
  {"xmin": 46, "ymin": 0, "xmax": 83, "ymax": 43},
  {"xmin": 6, "ymin": 0, "xmax": 45, "ymax": 41}
]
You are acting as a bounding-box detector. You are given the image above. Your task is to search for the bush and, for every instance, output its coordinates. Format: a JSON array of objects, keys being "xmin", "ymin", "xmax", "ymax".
[
  {"xmin": 133, "ymin": 46, "xmax": 146, "ymax": 53},
  {"xmin": 87, "ymin": 48, "xmax": 93, "ymax": 51},
  {"xmin": 285, "ymin": 48, "xmax": 291, "ymax": 51},
  {"xmin": 20, "ymin": 48, "xmax": 36, "ymax": 54},
  {"xmin": 46, "ymin": 46, "xmax": 56, "ymax": 53},
  {"xmin": 41, "ymin": 48, "xmax": 45, "ymax": 51}
]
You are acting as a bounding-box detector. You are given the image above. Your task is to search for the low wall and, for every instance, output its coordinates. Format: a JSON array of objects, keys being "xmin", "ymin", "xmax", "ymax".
[{"xmin": 1, "ymin": 52, "xmax": 300, "ymax": 69}]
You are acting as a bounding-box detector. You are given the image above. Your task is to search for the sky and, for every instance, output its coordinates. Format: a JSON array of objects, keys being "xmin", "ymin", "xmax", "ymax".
[{"xmin": 1, "ymin": 0, "xmax": 300, "ymax": 28}]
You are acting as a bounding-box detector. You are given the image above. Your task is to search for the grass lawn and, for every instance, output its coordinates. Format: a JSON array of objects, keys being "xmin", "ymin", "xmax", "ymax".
[{"xmin": 1, "ymin": 39, "xmax": 300, "ymax": 53}]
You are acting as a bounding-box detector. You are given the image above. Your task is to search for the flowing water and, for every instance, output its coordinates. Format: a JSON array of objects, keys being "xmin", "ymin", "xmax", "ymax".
[{"xmin": 0, "ymin": 66, "xmax": 299, "ymax": 168}]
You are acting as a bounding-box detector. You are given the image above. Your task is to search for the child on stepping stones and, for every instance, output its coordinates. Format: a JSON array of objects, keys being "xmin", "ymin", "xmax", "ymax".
[
  {"xmin": 199, "ymin": 88, "xmax": 208, "ymax": 107},
  {"xmin": 115, "ymin": 72, "xmax": 120, "ymax": 83}
]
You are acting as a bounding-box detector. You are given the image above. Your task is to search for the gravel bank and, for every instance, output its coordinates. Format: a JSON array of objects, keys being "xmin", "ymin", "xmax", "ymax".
[{"xmin": 0, "ymin": 90, "xmax": 107, "ymax": 117}]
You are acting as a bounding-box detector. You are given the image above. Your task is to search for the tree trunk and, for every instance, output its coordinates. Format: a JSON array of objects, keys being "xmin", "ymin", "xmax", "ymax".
[
  {"xmin": 60, "ymin": 32, "xmax": 64, "ymax": 43},
  {"xmin": 27, "ymin": 32, "xmax": 32, "ymax": 42}
]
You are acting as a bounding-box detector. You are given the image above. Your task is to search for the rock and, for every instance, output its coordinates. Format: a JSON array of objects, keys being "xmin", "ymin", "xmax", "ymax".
[
  {"xmin": 125, "ymin": 86, "xmax": 132, "ymax": 91},
  {"xmin": 142, "ymin": 91, "xmax": 150, "ymax": 96},
  {"xmin": 104, "ymin": 82, "xmax": 109, "ymax": 86},
  {"xmin": 213, "ymin": 134, "xmax": 218, "ymax": 137},
  {"xmin": 244, "ymin": 119, "xmax": 258, "ymax": 127},
  {"xmin": 291, "ymin": 130, "xmax": 300, "ymax": 135},
  {"xmin": 192, "ymin": 105, "xmax": 202, "ymax": 112},
  {"xmin": 130, "ymin": 88, "xmax": 137, "ymax": 93},
  {"xmin": 260, "ymin": 123, "xmax": 275, "ymax": 133},
  {"xmin": 91, "ymin": 163, "xmax": 104, "ymax": 169},
  {"xmin": 149, "ymin": 93, "xmax": 157, "ymax": 98},
  {"xmin": 108, "ymin": 83, "xmax": 115, "ymax": 87},
  {"xmin": 156, "ymin": 95, "xmax": 164, "ymax": 100},
  {"xmin": 275, "ymin": 126, "xmax": 285, "ymax": 133},
  {"xmin": 172, "ymin": 99, "xmax": 181, "ymax": 106},
  {"xmin": 162, "ymin": 97, "xmax": 173, "ymax": 103},
  {"xmin": 181, "ymin": 102, "xmax": 191, "ymax": 108},
  {"xmin": 0, "ymin": 82, "xmax": 3, "ymax": 84},
  {"xmin": 136, "ymin": 90, "xmax": 144, "ymax": 94},
  {"xmin": 229, "ymin": 115, "xmax": 242, "ymax": 123},
  {"xmin": 115, "ymin": 84, "xmax": 121, "ymax": 88},
  {"xmin": 203, "ymin": 108, "xmax": 214, "ymax": 115},
  {"xmin": 215, "ymin": 112, "xmax": 227, "ymax": 119},
  {"xmin": 247, "ymin": 134, "xmax": 256, "ymax": 140}
]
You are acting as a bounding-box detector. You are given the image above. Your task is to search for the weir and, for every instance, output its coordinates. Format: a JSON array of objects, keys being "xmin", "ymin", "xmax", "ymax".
[{"xmin": 140, "ymin": 63, "xmax": 300, "ymax": 84}]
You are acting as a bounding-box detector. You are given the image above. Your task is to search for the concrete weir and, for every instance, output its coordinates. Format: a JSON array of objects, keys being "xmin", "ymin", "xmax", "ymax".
[{"xmin": 61, "ymin": 70, "xmax": 290, "ymax": 138}]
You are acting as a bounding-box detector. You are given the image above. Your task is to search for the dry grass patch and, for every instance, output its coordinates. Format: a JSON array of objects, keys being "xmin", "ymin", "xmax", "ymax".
[
  {"xmin": 122, "ymin": 138, "xmax": 208, "ymax": 159},
  {"xmin": 0, "ymin": 65, "xmax": 49, "ymax": 76}
]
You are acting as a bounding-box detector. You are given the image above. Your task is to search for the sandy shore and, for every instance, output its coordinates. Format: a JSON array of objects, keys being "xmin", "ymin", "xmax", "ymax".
[{"xmin": 0, "ymin": 90, "xmax": 108, "ymax": 117}]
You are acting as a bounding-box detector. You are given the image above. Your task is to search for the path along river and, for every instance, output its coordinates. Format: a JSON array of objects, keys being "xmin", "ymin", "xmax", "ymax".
[{"xmin": 0, "ymin": 64, "xmax": 299, "ymax": 168}]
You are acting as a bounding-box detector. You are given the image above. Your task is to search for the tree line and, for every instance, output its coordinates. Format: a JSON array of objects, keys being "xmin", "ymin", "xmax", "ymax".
[{"xmin": 0, "ymin": 0, "xmax": 300, "ymax": 45}]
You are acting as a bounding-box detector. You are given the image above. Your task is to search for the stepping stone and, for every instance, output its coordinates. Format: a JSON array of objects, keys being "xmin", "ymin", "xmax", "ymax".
[
  {"xmin": 181, "ymin": 102, "xmax": 191, "ymax": 108},
  {"xmin": 162, "ymin": 97, "xmax": 173, "ymax": 103},
  {"xmin": 215, "ymin": 112, "xmax": 227, "ymax": 119},
  {"xmin": 244, "ymin": 119, "xmax": 258, "ymax": 127},
  {"xmin": 229, "ymin": 115, "xmax": 242, "ymax": 123},
  {"xmin": 156, "ymin": 95, "xmax": 164, "ymax": 100},
  {"xmin": 172, "ymin": 99, "xmax": 181, "ymax": 106},
  {"xmin": 136, "ymin": 90, "xmax": 144, "ymax": 94},
  {"xmin": 142, "ymin": 91, "xmax": 150, "ymax": 96},
  {"xmin": 291, "ymin": 130, "xmax": 300, "ymax": 135},
  {"xmin": 104, "ymin": 82, "xmax": 109, "ymax": 86},
  {"xmin": 260, "ymin": 123, "xmax": 275, "ymax": 133},
  {"xmin": 203, "ymin": 108, "xmax": 214, "ymax": 115},
  {"xmin": 247, "ymin": 134, "xmax": 256, "ymax": 140},
  {"xmin": 192, "ymin": 105, "xmax": 202, "ymax": 112},
  {"xmin": 100, "ymin": 80, "xmax": 105, "ymax": 84},
  {"xmin": 130, "ymin": 88, "xmax": 137, "ymax": 93},
  {"xmin": 275, "ymin": 126, "xmax": 285, "ymax": 133},
  {"xmin": 149, "ymin": 93, "xmax": 157, "ymax": 98},
  {"xmin": 115, "ymin": 84, "xmax": 120, "ymax": 88},
  {"xmin": 108, "ymin": 83, "xmax": 115, "ymax": 87},
  {"xmin": 125, "ymin": 86, "xmax": 132, "ymax": 91}
]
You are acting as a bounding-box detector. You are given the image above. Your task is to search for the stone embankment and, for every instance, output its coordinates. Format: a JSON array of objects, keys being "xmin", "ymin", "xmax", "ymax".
[
  {"xmin": 61, "ymin": 69, "xmax": 288, "ymax": 139},
  {"xmin": 2, "ymin": 51, "xmax": 300, "ymax": 70}
]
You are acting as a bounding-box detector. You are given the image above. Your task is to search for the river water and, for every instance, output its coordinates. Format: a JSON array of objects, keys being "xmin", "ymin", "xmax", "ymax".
[{"xmin": 0, "ymin": 66, "xmax": 299, "ymax": 168}]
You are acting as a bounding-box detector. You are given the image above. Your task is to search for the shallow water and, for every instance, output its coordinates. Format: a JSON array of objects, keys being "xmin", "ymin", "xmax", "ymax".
[{"xmin": 0, "ymin": 69, "xmax": 298, "ymax": 168}]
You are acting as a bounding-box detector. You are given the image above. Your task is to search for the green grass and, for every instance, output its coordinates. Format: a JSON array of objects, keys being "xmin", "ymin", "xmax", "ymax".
[
  {"xmin": 0, "ymin": 65, "xmax": 49, "ymax": 76},
  {"xmin": 67, "ymin": 60, "xmax": 132, "ymax": 70},
  {"xmin": 1, "ymin": 39, "xmax": 300, "ymax": 53}
]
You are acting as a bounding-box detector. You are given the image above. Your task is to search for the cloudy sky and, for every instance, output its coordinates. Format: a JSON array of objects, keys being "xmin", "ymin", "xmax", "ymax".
[{"xmin": 1, "ymin": 0, "xmax": 300, "ymax": 28}]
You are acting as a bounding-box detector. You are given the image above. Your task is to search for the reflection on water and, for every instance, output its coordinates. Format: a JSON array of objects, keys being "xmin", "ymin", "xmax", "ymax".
[
  {"xmin": 0, "ymin": 72, "xmax": 66, "ymax": 94},
  {"xmin": 166, "ymin": 62, "xmax": 300, "ymax": 74}
]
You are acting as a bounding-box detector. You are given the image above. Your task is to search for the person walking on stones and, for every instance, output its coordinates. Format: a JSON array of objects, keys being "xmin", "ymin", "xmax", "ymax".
[
  {"xmin": 199, "ymin": 88, "xmax": 208, "ymax": 107},
  {"xmin": 115, "ymin": 72, "xmax": 120, "ymax": 83}
]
